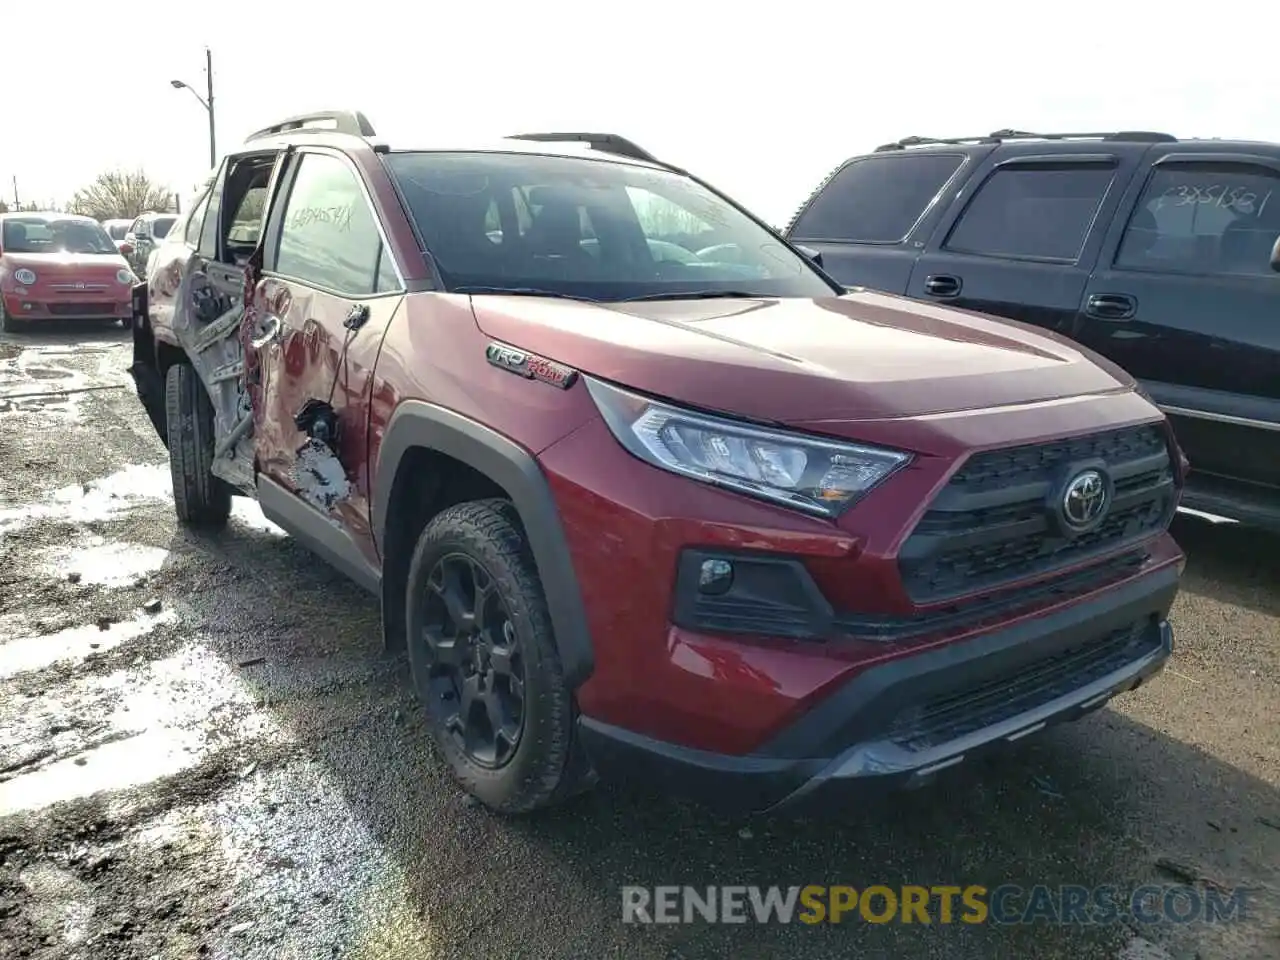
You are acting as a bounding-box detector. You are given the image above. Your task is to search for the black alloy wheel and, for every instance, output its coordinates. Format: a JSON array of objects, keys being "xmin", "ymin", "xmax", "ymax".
[{"xmin": 421, "ymin": 552, "xmax": 526, "ymax": 768}]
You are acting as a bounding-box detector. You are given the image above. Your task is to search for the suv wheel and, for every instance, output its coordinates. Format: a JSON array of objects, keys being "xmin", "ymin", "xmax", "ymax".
[
  {"xmin": 164, "ymin": 362, "xmax": 232, "ymax": 529},
  {"xmin": 406, "ymin": 499, "xmax": 582, "ymax": 813}
]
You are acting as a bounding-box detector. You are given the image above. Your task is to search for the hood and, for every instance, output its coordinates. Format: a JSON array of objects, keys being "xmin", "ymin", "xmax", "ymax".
[{"xmin": 469, "ymin": 289, "xmax": 1134, "ymax": 423}]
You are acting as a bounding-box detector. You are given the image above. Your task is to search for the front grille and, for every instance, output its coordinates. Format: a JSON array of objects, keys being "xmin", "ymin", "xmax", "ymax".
[
  {"xmin": 49, "ymin": 283, "xmax": 109, "ymax": 293},
  {"xmin": 887, "ymin": 618, "xmax": 1156, "ymax": 751},
  {"xmin": 46, "ymin": 302, "xmax": 116, "ymax": 316},
  {"xmin": 899, "ymin": 424, "xmax": 1175, "ymax": 603}
]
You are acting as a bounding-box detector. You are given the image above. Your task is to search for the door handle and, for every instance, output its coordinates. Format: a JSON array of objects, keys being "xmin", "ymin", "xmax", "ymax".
[
  {"xmin": 1085, "ymin": 293, "xmax": 1137, "ymax": 321},
  {"xmin": 924, "ymin": 274, "xmax": 962, "ymax": 297},
  {"xmin": 250, "ymin": 314, "xmax": 282, "ymax": 349}
]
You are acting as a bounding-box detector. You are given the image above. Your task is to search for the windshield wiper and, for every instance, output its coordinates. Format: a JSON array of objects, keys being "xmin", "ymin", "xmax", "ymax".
[
  {"xmin": 452, "ymin": 285, "xmax": 599, "ymax": 302},
  {"xmin": 621, "ymin": 290, "xmax": 761, "ymax": 302}
]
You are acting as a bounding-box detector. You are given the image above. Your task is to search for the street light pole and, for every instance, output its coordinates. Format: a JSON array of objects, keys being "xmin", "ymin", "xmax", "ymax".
[
  {"xmin": 170, "ymin": 47, "xmax": 218, "ymax": 170},
  {"xmin": 205, "ymin": 47, "xmax": 216, "ymax": 169}
]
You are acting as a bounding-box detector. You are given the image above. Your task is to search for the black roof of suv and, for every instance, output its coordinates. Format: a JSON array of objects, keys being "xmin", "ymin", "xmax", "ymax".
[{"xmin": 784, "ymin": 128, "xmax": 1280, "ymax": 534}]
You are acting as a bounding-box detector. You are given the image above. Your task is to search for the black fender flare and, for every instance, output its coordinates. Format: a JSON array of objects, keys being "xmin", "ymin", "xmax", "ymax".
[{"xmin": 372, "ymin": 400, "xmax": 595, "ymax": 689}]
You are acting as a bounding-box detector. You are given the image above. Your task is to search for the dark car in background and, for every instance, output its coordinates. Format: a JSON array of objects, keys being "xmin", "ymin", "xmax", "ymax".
[{"xmin": 785, "ymin": 130, "xmax": 1280, "ymax": 532}]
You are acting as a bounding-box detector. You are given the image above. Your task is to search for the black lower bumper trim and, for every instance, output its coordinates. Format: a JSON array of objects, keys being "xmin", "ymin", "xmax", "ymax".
[{"xmin": 578, "ymin": 564, "xmax": 1178, "ymax": 815}]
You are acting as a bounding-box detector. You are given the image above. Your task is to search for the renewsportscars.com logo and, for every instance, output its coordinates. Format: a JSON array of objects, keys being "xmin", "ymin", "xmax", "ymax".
[{"xmin": 621, "ymin": 884, "xmax": 1251, "ymax": 926}]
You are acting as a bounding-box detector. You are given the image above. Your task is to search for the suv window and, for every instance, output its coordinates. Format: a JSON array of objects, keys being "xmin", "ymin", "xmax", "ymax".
[
  {"xmin": 945, "ymin": 163, "xmax": 1116, "ymax": 262},
  {"xmin": 384, "ymin": 151, "xmax": 834, "ymax": 301},
  {"xmin": 275, "ymin": 152, "xmax": 390, "ymax": 296},
  {"xmin": 1116, "ymin": 162, "xmax": 1280, "ymax": 277},
  {"xmin": 184, "ymin": 193, "xmax": 210, "ymax": 245},
  {"xmin": 789, "ymin": 154, "xmax": 964, "ymax": 243}
]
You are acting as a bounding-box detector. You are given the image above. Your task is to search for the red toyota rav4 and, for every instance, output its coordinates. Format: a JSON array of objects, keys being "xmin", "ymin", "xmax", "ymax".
[{"xmin": 128, "ymin": 111, "xmax": 1186, "ymax": 815}]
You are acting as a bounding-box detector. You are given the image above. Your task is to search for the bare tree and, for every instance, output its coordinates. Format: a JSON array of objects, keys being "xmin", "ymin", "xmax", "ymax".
[{"xmin": 69, "ymin": 169, "xmax": 172, "ymax": 221}]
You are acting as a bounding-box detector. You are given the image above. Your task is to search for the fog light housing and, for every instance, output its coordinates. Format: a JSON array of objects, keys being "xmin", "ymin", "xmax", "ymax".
[{"xmin": 698, "ymin": 558, "xmax": 734, "ymax": 595}]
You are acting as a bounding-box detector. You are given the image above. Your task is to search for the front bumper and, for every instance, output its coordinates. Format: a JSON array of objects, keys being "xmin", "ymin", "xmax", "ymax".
[
  {"xmin": 577, "ymin": 563, "xmax": 1177, "ymax": 816},
  {"xmin": 2, "ymin": 292, "xmax": 130, "ymax": 322}
]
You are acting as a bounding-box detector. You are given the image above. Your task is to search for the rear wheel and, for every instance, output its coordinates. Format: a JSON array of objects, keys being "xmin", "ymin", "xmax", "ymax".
[
  {"xmin": 405, "ymin": 499, "xmax": 587, "ymax": 813},
  {"xmin": 164, "ymin": 362, "xmax": 231, "ymax": 529}
]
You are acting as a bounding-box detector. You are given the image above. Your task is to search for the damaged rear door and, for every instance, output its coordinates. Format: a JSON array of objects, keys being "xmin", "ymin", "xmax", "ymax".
[{"xmin": 253, "ymin": 148, "xmax": 405, "ymax": 563}]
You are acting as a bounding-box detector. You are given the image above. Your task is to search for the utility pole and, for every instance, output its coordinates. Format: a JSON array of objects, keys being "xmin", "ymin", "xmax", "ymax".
[
  {"xmin": 170, "ymin": 48, "xmax": 218, "ymax": 170},
  {"xmin": 11, "ymin": 176, "xmax": 17, "ymax": 208},
  {"xmin": 205, "ymin": 47, "xmax": 216, "ymax": 169}
]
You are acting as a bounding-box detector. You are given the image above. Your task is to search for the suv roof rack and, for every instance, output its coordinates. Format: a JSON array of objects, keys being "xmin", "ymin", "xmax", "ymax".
[
  {"xmin": 245, "ymin": 110, "xmax": 376, "ymax": 143},
  {"xmin": 873, "ymin": 129, "xmax": 1178, "ymax": 152},
  {"xmin": 506, "ymin": 131, "xmax": 666, "ymax": 167}
]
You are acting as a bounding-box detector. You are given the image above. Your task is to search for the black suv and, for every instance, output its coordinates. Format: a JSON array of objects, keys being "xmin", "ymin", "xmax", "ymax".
[{"xmin": 784, "ymin": 129, "xmax": 1280, "ymax": 531}]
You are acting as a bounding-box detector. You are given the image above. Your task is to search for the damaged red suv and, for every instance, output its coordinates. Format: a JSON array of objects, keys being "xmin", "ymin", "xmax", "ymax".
[{"xmin": 128, "ymin": 111, "xmax": 1186, "ymax": 815}]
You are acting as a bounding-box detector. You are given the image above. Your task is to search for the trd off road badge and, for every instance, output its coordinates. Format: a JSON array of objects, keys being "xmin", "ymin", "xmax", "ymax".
[{"xmin": 485, "ymin": 342, "xmax": 578, "ymax": 389}]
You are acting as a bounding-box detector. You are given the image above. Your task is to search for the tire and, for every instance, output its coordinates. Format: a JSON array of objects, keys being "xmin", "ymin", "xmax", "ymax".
[
  {"xmin": 164, "ymin": 362, "xmax": 232, "ymax": 529},
  {"xmin": 405, "ymin": 498, "xmax": 586, "ymax": 813},
  {"xmin": 0, "ymin": 302, "xmax": 26, "ymax": 333}
]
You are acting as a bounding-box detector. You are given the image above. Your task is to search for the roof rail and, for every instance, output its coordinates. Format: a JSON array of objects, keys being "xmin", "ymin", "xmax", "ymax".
[
  {"xmin": 506, "ymin": 131, "xmax": 665, "ymax": 166},
  {"xmin": 245, "ymin": 110, "xmax": 376, "ymax": 143},
  {"xmin": 873, "ymin": 129, "xmax": 1177, "ymax": 152}
]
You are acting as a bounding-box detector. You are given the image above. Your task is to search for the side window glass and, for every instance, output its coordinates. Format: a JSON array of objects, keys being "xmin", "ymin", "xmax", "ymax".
[
  {"xmin": 184, "ymin": 192, "xmax": 210, "ymax": 245},
  {"xmin": 945, "ymin": 164, "xmax": 1115, "ymax": 262},
  {"xmin": 1116, "ymin": 163, "xmax": 1280, "ymax": 277},
  {"xmin": 227, "ymin": 187, "xmax": 268, "ymax": 245},
  {"xmin": 275, "ymin": 153, "xmax": 389, "ymax": 295},
  {"xmin": 790, "ymin": 154, "xmax": 964, "ymax": 243},
  {"xmin": 374, "ymin": 245, "xmax": 399, "ymax": 293}
]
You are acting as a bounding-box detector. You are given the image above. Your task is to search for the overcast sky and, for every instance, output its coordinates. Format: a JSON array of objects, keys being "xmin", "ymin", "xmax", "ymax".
[{"xmin": 4, "ymin": 0, "xmax": 1275, "ymax": 226}]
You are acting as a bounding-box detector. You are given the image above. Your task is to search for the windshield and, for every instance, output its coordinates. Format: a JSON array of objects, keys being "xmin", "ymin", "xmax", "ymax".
[
  {"xmin": 105, "ymin": 221, "xmax": 130, "ymax": 240},
  {"xmin": 2, "ymin": 217, "xmax": 119, "ymax": 255},
  {"xmin": 151, "ymin": 216, "xmax": 177, "ymax": 239},
  {"xmin": 384, "ymin": 151, "xmax": 837, "ymax": 301}
]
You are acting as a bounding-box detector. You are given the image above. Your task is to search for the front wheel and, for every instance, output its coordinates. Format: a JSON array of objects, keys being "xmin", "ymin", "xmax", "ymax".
[
  {"xmin": 0, "ymin": 302, "xmax": 27, "ymax": 333},
  {"xmin": 405, "ymin": 499, "xmax": 585, "ymax": 813}
]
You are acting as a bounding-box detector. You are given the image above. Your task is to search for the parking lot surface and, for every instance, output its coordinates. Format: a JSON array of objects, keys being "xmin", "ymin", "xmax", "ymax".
[{"xmin": 0, "ymin": 327, "xmax": 1276, "ymax": 959}]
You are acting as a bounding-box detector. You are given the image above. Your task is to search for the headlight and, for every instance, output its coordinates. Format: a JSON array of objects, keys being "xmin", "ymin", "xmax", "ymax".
[
  {"xmin": 586, "ymin": 377, "xmax": 911, "ymax": 518},
  {"xmin": 14, "ymin": 268, "xmax": 36, "ymax": 286},
  {"xmin": 117, "ymin": 269, "xmax": 136, "ymax": 285}
]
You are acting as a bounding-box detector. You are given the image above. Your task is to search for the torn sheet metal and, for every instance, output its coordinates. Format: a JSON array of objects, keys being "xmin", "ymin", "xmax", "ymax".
[{"xmin": 293, "ymin": 438, "xmax": 351, "ymax": 511}]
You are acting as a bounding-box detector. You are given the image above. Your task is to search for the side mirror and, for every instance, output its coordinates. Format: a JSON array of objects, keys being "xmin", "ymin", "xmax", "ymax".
[
  {"xmin": 120, "ymin": 242, "xmax": 134, "ymax": 256},
  {"xmin": 1271, "ymin": 234, "xmax": 1280, "ymax": 273},
  {"xmin": 795, "ymin": 244, "xmax": 824, "ymax": 268}
]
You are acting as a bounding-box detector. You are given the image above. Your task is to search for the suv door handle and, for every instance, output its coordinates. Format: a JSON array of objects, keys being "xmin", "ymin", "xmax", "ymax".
[
  {"xmin": 924, "ymin": 274, "xmax": 961, "ymax": 297},
  {"xmin": 1085, "ymin": 293, "xmax": 1137, "ymax": 321}
]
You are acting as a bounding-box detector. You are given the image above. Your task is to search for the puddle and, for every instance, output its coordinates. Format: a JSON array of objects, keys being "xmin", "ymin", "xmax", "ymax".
[
  {"xmin": 0, "ymin": 610, "xmax": 176, "ymax": 678},
  {"xmin": 0, "ymin": 462, "xmax": 172, "ymax": 533},
  {"xmin": 0, "ymin": 345, "xmax": 96, "ymax": 422},
  {"xmin": 0, "ymin": 727, "xmax": 209, "ymax": 817},
  {"xmin": 45, "ymin": 540, "xmax": 170, "ymax": 587},
  {"xmin": 0, "ymin": 647, "xmax": 279, "ymax": 816}
]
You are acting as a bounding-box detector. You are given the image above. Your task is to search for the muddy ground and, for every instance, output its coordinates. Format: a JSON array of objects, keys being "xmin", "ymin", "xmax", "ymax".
[{"xmin": 0, "ymin": 325, "xmax": 1276, "ymax": 960}]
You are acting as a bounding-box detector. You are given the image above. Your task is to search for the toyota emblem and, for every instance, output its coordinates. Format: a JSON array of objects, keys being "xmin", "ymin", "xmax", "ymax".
[{"xmin": 1061, "ymin": 469, "xmax": 1109, "ymax": 530}]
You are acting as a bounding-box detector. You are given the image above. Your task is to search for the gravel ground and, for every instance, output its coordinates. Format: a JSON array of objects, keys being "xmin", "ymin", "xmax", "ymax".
[{"xmin": 0, "ymin": 325, "xmax": 1276, "ymax": 960}]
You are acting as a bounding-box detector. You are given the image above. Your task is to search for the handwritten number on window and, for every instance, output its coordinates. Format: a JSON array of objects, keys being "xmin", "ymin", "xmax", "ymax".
[{"xmin": 1155, "ymin": 183, "xmax": 1274, "ymax": 218}]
